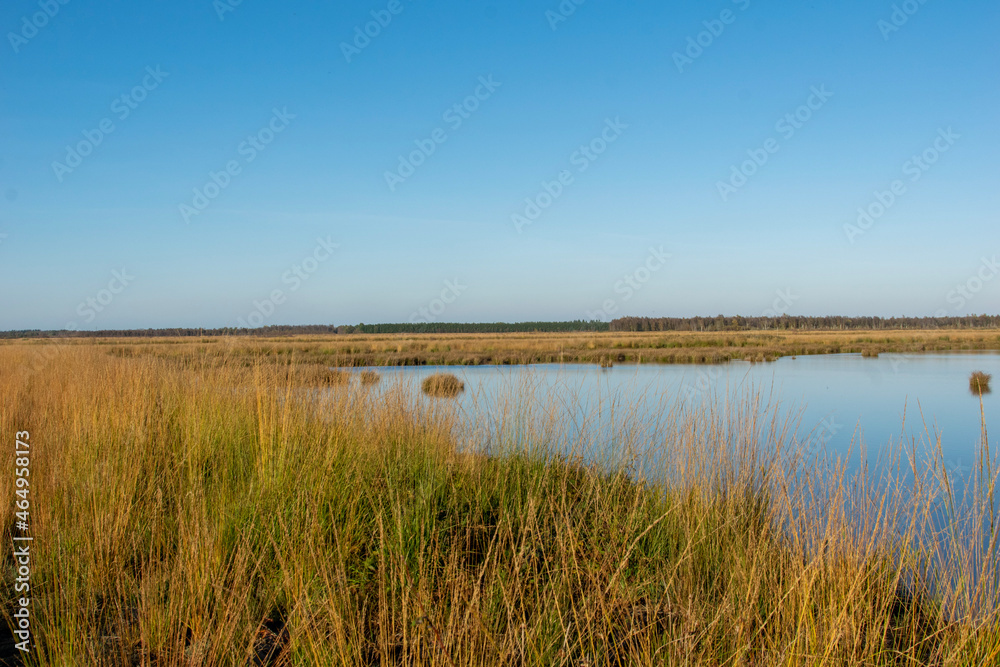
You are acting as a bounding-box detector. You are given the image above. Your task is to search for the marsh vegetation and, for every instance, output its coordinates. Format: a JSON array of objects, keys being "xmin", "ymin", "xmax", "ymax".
[
  {"xmin": 971, "ymin": 370, "xmax": 993, "ymax": 395},
  {"xmin": 421, "ymin": 373, "xmax": 465, "ymax": 398},
  {"xmin": 0, "ymin": 341, "xmax": 997, "ymax": 664},
  {"xmin": 26, "ymin": 328, "xmax": 1000, "ymax": 369}
]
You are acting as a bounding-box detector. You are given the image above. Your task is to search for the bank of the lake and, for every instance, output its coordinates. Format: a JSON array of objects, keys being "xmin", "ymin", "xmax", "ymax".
[
  {"xmin": 1, "ymin": 342, "xmax": 998, "ymax": 664},
  {"xmin": 48, "ymin": 328, "xmax": 1000, "ymax": 369}
]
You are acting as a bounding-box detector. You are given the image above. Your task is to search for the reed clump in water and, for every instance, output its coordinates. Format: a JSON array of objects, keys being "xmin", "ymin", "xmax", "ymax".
[
  {"xmin": 0, "ymin": 341, "xmax": 997, "ymax": 664},
  {"xmin": 421, "ymin": 372, "xmax": 465, "ymax": 397},
  {"xmin": 358, "ymin": 369, "xmax": 381, "ymax": 385},
  {"xmin": 970, "ymin": 370, "xmax": 992, "ymax": 394}
]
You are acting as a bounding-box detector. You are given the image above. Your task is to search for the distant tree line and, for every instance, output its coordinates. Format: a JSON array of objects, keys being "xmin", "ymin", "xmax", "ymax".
[
  {"xmin": 609, "ymin": 315, "xmax": 1000, "ymax": 332},
  {"xmin": 347, "ymin": 321, "xmax": 609, "ymax": 334},
  {"xmin": 0, "ymin": 321, "xmax": 610, "ymax": 339},
  {"xmin": 0, "ymin": 325, "xmax": 342, "ymax": 339},
  {"xmin": 4, "ymin": 316, "xmax": 999, "ymax": 339}
]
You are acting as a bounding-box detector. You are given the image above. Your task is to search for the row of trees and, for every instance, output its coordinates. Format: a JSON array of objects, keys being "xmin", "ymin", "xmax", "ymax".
[
  {"xmin": 0, "ymin": 325, "xmax": 342, "ymax": 339},
  {"xmin": 0, "ymin": 321, "xmax": 611, "ymax": 339},
  {"xmin": 6, "ymin": 316, "xmax": 1000, "ymax": 339},
  {"xmin": 610, "ymin": 315, "xmax": 1000, "ymax": 332},
  {"xmin": 347, "ymin": 320, "xmax": 610, "ymax": 334}
]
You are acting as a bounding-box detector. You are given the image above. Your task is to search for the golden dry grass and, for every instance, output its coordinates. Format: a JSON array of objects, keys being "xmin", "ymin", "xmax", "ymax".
[
  {"xmin": 10, "ymin": 328, "xmax": 997, "ymax": 369},
  {"xmin": 971, "ymin": 371, "xmax": 993, "ymax": 395},
  {"xmin": 421, "ymin": 373, "xmax": 465, "ymax": 398},
  {"xmin": 357, "ymin": 370, "xmax": 381, "ymax": 386},
  {"xmin": 0, "ymin": 340, "xmax": 997, "ymax": 664}
]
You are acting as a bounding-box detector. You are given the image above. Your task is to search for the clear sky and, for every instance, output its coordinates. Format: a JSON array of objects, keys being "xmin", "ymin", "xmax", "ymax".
[{"xmin": 1, "ymin": 0, "xmax": 997, "ymax": 330}]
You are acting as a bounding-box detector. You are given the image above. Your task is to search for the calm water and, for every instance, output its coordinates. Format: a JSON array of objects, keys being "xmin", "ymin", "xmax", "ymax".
[
  {"xmin": 355, "ymin": 352, "xmax": 999, "ymax": 603},
  {"xmin": 363, "ymin": 352, "xmax": 999, "ymax": 478}
]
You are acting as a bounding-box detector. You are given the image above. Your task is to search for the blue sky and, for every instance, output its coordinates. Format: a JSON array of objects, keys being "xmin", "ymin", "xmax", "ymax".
[{"xmin": 1, "ymin": 0, "xmax": 997, "ymax": 330}]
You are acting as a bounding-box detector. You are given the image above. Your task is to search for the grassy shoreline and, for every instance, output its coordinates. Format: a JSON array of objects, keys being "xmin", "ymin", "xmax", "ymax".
[
  {"xmin": 0, "ymin": 342, "xmax": 998, "ymax": 663},
  {"xmin": 6, "ymin": 328, "xmax": 1000, "ymax": 369}
]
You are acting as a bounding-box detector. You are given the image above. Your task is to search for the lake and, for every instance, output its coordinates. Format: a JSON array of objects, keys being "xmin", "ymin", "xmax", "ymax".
[
  {"xmin": 352, "ymin": 352, "xmax": 999, "ymax": 605},
  {"xmin": 362, "ymin": 352, "xmax": 997, "ymax": 476}
]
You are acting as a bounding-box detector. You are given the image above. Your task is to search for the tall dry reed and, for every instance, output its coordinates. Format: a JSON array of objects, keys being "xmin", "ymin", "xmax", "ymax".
[{"xmin": 0, "ymin": 342, "xmax": 996, "ymax": 665}]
